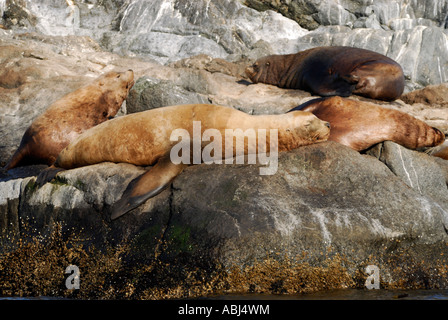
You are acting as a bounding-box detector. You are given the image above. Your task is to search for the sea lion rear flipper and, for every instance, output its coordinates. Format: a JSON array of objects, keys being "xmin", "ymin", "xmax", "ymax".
[
  {"xmin": 35, "ymin": 165, "xmax": 66, "ymax": 187},
  {"xmin": 110, "ymin": 157, "xmax": 187, "ymax": 220},
  {"xmin": 4, "ymin": 142, "xmax": 30, "ymax": 170}
]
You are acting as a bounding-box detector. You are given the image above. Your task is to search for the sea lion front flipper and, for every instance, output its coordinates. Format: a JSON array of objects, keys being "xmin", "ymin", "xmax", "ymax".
[
  {"xmin": 341, "ymin": 74, "xmax": 360, "ymax": 85},
  {"xmin": 35, "ymin": 165, "xmax": 66, "ymax": 187},
  {"xmin": 304, "ymin": 69, "xmax": 356, "ymax": 97},
  {"xmin": 110, "ymin": 157, "xmax": 187, "ymax": 220}
]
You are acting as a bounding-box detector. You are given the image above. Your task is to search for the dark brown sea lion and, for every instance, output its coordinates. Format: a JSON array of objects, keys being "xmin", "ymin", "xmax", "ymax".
[
  {"xmin": 4, "ymin": 70, "xmax": 135, "ymax": 170},
  {"xmin": 36, "ymin": 103, "xmax": 330, "ymax": 220},
  {"xmin": 246, "ymin": 46, "xmax": 405, "ymax": 101},
  {"xmin": 289, "ymin": 96, "xmax": 445, "ymax": 151}
]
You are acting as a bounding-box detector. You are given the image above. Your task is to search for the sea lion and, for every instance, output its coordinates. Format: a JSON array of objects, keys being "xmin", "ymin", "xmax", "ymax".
[
  {"xmin": 246, "ymin": 46, "xmax": 405, "ymax": 101},
  {"xmin": 432, "ymin": 145, "xmax": 448, "ymax": 160},
  {"xmin": 289, "ymin": 96, "xmax": 445, "ymax": 151},
  {"xmin": 36, "ymin": 103, "xmax": 330, "ymax": 220},
  {"xmin": 4, "ymin": 70, "xmax": 135, "ymax": 170}
]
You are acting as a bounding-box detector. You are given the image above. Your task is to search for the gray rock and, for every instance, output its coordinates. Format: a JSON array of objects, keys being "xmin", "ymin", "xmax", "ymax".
[
  {"xmin": 2, "ymin": 142, "xmax": 448, "ymax": 286},
  {"xmin": 2, "ymin": 0, "xmax": 309, "ymax": 64},
  {"xmin": 2, "ymin": 0, "xmax": 124, "ymax": 37},
  {"xmin": 3, "ymin": 0, "xmax": 448, "ymax": 89},
  {"xmin": 388, "ymin": 18, "xmax": 437, "ymax": 31},
  {"xmin": 1, "ymin": 162, "xmax": 171, "ymax": 246},
  {"xmin": 113, "ymin": 0, "xmax": 308, "ymax": 63},
  {"xmin": 246, "ymin": 0, "xmax": 448, "ymax": 30},
  {"xmin": 313, "ymin": 1, "xmax": 357, "ymax": 27},
  {"xmin": 367, "ymin": 141, "xmax": 448, "ymax": 209},
  {"xmin": 126, "ymin": 76, "xmax": 209, "ymax": 113},
  {"xmin": 173, "ymin": 142, "xmax": 448, "ymax": 248}
]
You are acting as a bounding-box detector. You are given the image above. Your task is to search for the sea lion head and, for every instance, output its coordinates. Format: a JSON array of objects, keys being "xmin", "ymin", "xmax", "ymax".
[
  {"xmin": 281, "ymin": 111, "xmax": 331, "ymax": 149},
  {"xmin": 430, "ymin": 127, "xmax": 446, "ymax": 147},
  {"xmin": 245, "ymin": 55, "xmax": 283, "ymax": 85},
  {"xmin": 97, "ymin": 69, "xmax": 135, "ymax": 119}
]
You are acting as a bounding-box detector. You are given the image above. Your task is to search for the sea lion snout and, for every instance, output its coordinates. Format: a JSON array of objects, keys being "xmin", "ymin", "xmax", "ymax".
[
  {"xmin": 321, "ymin": 121, "xmax": 331, "ymax": 139},
  {"xmin": 303, "ymin": 115, "xmax": 331, "ymax": 142},
  {"xmin": 245, "ymin": 65, "xmax": 256, "ymax": 80},
  {"xmin": 123, "ymin": 69, "xmax": 135, "ymax": 88},
  {"xmin": 433, "ymin": 127, "xmax": 446, "ymax": 145}
]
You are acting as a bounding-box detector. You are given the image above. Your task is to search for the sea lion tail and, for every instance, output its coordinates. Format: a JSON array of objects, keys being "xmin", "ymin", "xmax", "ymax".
[
  {"xmin": 35, "ymin": 165, "xmax": 66, "ymax": 187},
  {"xmin": 110, "ymin": 157, "xmax": 187, "ymax": 220}
]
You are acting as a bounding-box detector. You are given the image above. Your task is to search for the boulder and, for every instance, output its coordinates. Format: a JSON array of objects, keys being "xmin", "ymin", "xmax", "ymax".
[
  {"xmin": 126, "ymin": 76, "xmax": 210, "ymax": 113},
  {"xmin": 2, "ymin": 142, "xmax": 448, "ymax": 290},
  {"xmin": 172, "ymin": 142, "xmax": 448, "ymax": 264}
]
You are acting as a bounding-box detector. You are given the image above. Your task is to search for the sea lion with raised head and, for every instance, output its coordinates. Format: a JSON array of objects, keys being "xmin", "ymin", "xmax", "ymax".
[
  {"xmin": 4, "ymin": 70, "xmax": 135, "ymax": 170},
  {"xmin": 289, "ymin": 96, "xmax": 444, "ymax": 151},
  {"xmin": 246, "ymin": 46, "xmax": 405, "ymax": 101},
  {"xmin": 36, "ymin": 103, "xmax": 330, "ymax": 220}
]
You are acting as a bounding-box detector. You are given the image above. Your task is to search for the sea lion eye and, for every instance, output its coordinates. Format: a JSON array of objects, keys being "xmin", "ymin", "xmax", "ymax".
[
  {"xmin": 116, "ymin": 74, "xmax": 121, "ymax": 78},
  {"xmin": 266, "ymin": 62, "xmax": 270, "ymax": 66}
]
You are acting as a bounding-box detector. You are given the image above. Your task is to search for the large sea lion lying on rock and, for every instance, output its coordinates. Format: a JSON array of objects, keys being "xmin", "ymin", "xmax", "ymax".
[
  {"xmin": 289, "ymin": 96, "xmax": 445, "ymax": 152},
  {"xmin": 4, "ymin": 70, "xmax": 135, "ymax": 170},
  {"xmin": 246, "ymin": 46, "xmax": 405, "ymax": 101},
  {"xmin": 36, "ymin": 103, "xmax": 330, "ymax": 220}
]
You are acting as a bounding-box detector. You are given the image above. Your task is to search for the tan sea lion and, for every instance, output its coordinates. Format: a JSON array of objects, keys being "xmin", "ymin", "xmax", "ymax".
[
  {"xmin": 36, "ymin": 103, "xmax": 330, "ymax": 220},
  {"xmin": 4, "ymin": 70, "xmax": 135, "ymax": 170},
  {"xmin": 246, "ymin": 46, "xmax": 405, "ymax": 101},
  {"xmin": 289, "ymin": 96, "xmax": 445, "ymax": 151},
  {"xmin": 432, "ymin": 146, "xmax": 448, "ymax": 160}
]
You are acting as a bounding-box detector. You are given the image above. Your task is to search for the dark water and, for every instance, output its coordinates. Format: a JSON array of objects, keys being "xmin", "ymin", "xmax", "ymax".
[
  {"xmin": 1, "ymin": 289, "xmax": 448, "ymax": 300},
  {"xmin": 208, "ymin": 289, "xmax": 448, "ymax": 300}
]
